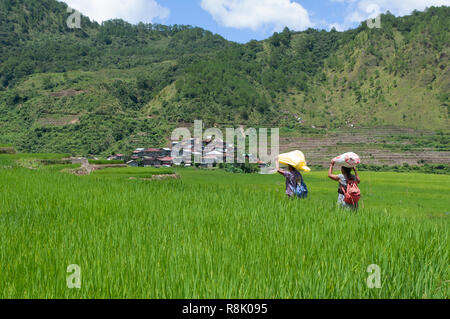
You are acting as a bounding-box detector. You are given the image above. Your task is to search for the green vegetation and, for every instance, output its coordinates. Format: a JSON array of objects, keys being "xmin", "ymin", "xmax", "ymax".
[
  {"xmin": 91, "ymin": 166, "xmax": 174, "ymax": 179},
  {"xmin": 0, "ymin": 0, "xmax": 448, "ymax": 298},
  {"xmin": 0, "ymin": 152, "xmax": 70, "ymax": 169},
  {"xmin": 0, "ymin": 152, "xmax": 69, "ymax": 166},
  {"xmin": 0, "ymin": 153, "xmax": 448, "ymax": 298},
  {"xmin": 366, "ymin": 132, "xmax": 450, "ymax": 152},
  {"xmin": 358, "ymin": 163, "xmax": 450, "ymax": 174},
  {"xmin": 218, "ymin": 163, "xmax": 261, "ymax": 174},
  {"xmin": 88, "ymin": 160, "xmax": 124, "ymax": 165},
  {"xmin": 0, "ymin": 1, "xmax": 448, "ymax": 155}
]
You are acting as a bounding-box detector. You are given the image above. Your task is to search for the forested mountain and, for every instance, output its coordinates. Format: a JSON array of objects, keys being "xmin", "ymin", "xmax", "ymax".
[
  {"xmin": 0, "ymin": 0, "xmax": 448, "ymax": 155},
  {"xmin": 0, "ymin": 0, "xmax": 230, "ymax": 88}
]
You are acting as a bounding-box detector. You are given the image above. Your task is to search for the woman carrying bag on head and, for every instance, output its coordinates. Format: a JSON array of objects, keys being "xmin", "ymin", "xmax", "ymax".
[{"xmin": 276, "ymin": 156, "xmax": 308, "ymax": 199}]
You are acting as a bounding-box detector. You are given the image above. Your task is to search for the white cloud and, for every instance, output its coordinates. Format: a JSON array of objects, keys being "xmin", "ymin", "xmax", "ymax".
[
  {"xmin": 200, "ymin": 0, "xmax": 313, "ymax": 32},
  {"xmin": 355, "ymin": 0, "xmax": 449, "ymax": 19},
  {"xmin": 61, "ymin": 0, "xmax": 170, "ymax": 24},
  {"xmin": 328, "ymin": 0, "xmax": 450, "ymax": 30}
]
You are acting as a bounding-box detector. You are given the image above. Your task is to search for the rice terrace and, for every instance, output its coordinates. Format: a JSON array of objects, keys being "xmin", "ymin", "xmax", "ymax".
[
  {"xmin": 0, "ymin": 149, "xmax": 448, "ymax": 299},
  {"xmin": 0, "ymin": 0, "xmax": 449, "ymax": 303}
]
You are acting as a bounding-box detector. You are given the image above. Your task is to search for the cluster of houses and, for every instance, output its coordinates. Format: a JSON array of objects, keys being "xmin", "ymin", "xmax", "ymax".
[
  {"xmin": 108, "ymin": 136, "xmax": 266, "ymax": 168},
  {"xmin": 125, "ymin": 148, "xmax": 173, "ymax": 168},
  {"xmin": 173, "ymin": 137, "xmax": 245, "ymax": 167}
]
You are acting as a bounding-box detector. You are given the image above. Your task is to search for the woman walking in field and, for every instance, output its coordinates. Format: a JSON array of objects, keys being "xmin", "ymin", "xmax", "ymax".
[
  {"xmin": 328, "ymin": 160, "xmax": 360, "ymax": 210},
  {"xmin": 276, "ymin": 158, "xmax": 304, "ymax": 198}
]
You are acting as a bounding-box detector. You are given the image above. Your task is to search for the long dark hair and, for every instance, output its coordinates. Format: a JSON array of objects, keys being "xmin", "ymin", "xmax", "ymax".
[{"xmin": 341, "ymin": 166, "xmax": 352, "ymax": 177}]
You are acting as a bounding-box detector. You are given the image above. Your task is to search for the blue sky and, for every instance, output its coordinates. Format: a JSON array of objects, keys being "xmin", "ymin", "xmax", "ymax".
[
  {"xmin": 62, "ymin": 0, "xmax": 450, "ymax": 43},
  {"xmin": 163, "ymin": 0, "xmax": 338, "ymax": 42}
]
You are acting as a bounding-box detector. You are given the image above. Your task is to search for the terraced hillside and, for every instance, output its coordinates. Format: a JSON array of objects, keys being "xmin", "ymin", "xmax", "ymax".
[
  {"xmin": 0, "ymin": 0, "xmax": 448, "ymax": 157},
  {"xmin": 279, "ymin": 127, "xmax": 449, "ymax": 167}
]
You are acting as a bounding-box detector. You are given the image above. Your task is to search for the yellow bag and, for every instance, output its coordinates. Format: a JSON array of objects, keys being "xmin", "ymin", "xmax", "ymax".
[{"xmin": 278, "ymin": 150, "xmax": 311, "ymax": 172}]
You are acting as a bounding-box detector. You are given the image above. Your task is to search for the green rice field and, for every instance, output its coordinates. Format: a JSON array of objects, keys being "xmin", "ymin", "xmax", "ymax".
[{"xmin": 0, "ymin": 154, "xmax": 448, "ymax": 298}]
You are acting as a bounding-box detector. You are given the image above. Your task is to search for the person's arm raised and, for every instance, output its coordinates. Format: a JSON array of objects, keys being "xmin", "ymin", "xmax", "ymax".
[
  {"xmin": 328, "ymin": 161, "xmax": 340, "ymax": 181},
  {"xmin": 353, "ymin": 167, "xmax": 361, "ymax": 183},
  {"xmin": 276, "ymin": 156, "xmax": 285, "ymax": 175}
]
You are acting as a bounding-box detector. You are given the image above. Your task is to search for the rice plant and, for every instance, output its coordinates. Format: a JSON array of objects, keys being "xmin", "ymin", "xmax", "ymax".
[{"xmin": 0, "ymin": 163, "xmax": 448, "ymax": 298}]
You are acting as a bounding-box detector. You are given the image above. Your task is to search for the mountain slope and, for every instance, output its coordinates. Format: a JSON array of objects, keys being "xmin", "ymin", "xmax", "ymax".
[
  {"xmin": 158, "ymin": 8, "xmax": 449, "ymax": 129},
  {"xmin": 0, "ymin": 0, "xmax": 448, "ymax": 155},
  {"xmin": 0, "ymin": 0, "xmax": 231, "ymax": 88}
]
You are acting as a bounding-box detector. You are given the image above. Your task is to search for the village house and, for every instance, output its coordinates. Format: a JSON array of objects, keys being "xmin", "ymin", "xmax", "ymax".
[
  {"xmin": 158, "ymin": 157, "xmax": 174, "ymax": 167},
  {"xmin": 129, "ymin": 147, "xmax": 174, "ymax": 167},
  {"xmin": 142, "ymin": 156, "xmax": 161, "ymax": 167},
  {"xmin": 202, "ymin": 155, "xmax": 220, "ymax": 166},
  {"xmin": 108, "ymin": 154, "xmax": 124, "ymax": 161},
  {"xmin": 162, "ymin": 148, "xmax": 172, "ymax": 157},
  {"xmin": 132, "ymin": 148, "xmax": 145, "ymax": 159},
  {"xmin": 143, "ymin": 148, "xmax": 166, "ymax": 158},
  {"xmin": 132, "ymin": 137, "xmax": 235, "ymax": 168},
  {"xmin": 126, "ymin": 160, "xmax": 139, "ymax": 167},
  {"xmin": 141, "ymin": 156, "xmax": 174, "ymax": 167}
]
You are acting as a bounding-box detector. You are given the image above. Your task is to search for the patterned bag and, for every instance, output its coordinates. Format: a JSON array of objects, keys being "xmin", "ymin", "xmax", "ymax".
[
  {"xmin": 332, "ymin": 152, "xmax": 361, "ymax": 168},
  {"xmin": 294, "ymin": 181, "xmax": 308, "ymax": 199}
]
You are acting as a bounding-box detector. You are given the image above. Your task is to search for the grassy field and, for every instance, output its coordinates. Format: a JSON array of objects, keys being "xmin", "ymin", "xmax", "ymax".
[
  {"xmin": 0, "ymin": 156, "xmax": 448, "ymax": 298},
  {"xmin": 92, "ymin": 167, "xmax": 175, "ymax": 179}
]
